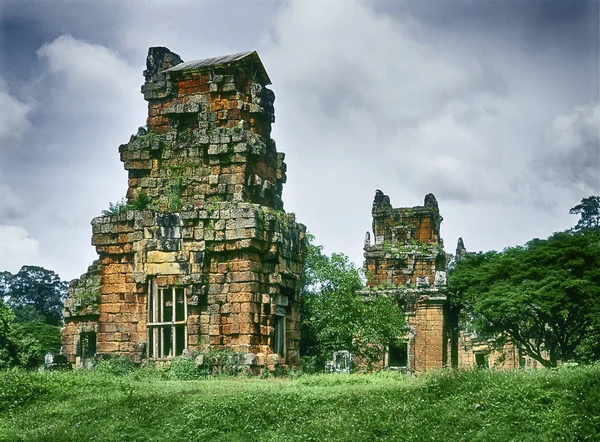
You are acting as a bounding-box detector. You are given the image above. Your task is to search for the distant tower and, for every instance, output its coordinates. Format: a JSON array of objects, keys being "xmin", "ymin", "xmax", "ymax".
[
  {"xmin": 363, "ymin": 190, "xmax": 447, "ymax": 373},
  {"xmin": 455, "ymin": 237, "xmax": 467, "ymax": 261}
]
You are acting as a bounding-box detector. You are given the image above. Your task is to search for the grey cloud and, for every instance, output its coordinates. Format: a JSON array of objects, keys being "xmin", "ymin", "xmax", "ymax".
[
  {"xmin": 0, "ymin": 79, "xmax": 31, "ymax": 149},
  {"xmin": 0, "ymin": 34, "xmax": 140, "ymax": 278},
  {"xmin": 263, "ymin": 0, "xmax": 507, "ymax": 149},
  {"xmin": 0, "ymin": 184, "xmax": 26, "ymax": 222},
  {"xmin": 535, "ymin": 103, "xmax": 600, "ymax": 192}
]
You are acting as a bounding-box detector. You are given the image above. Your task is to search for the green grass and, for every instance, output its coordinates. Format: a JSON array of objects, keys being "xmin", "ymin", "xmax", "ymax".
[{"xmin": 0, "ymin": 366, "xmax": 598, "ymax": 441}]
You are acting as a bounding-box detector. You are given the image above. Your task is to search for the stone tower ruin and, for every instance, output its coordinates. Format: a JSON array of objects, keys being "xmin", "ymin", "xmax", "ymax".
[
  {"xmin": 362, "ymin": 190, "xmax": 447, "ymax": 373},
  {"xmin": 61, "ymin": 48, "xmax": 306, "ymax": 371}
]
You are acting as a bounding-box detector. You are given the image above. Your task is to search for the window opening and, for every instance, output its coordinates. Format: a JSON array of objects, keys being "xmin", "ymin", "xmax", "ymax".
[
  {"xmin": 475, "ymin": 353, "xmax": 488, "ymax": 368},
  {"xmin": 389, "ymin": 342, "xmax": 408, "ymax": 367},
  {"xmin": 148, "ymin": 283, "xmax": 188, "ymax": 358},
  {"xmin": 79, "ymin": 332, "xmax": 97, "ymax": 358},
  {"xmin": 272, "ymin": 310, "xmax": 285, "ymax": 356}
]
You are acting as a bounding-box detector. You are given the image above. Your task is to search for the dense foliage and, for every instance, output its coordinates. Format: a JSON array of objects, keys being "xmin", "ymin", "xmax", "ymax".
[
  {"xmin": 0, "ymin": 302, "xmax": 15, "ymax": 368},
  {"xmin": 0, "ymin": 266, "xmax": 67, "ymax": 326},
  {"xmin": 0, "ymin": 266, "xmax": 66, "ymax": 369},
  {"xmin": 13, "ymin": 322, "xmax": 61, "ymax": 363},
  {"xmin": 0, "ymin": 303, "xmax": 60, "ymax": 369},
  {"xmin": 300, "ymin": 235, "xmax": 407, "ymax": 370},
  {"xmin": 0, "ymin": 365, "xmax": 597, "ymax": 441},
  {"xmin": 448, "ymin": 196, "xmax": 600, "ymax": 367}
]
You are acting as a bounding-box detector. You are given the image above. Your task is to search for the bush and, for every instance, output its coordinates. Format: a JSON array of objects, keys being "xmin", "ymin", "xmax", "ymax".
[
  {"xmin": 165, "ymin": 349, "xmax": 251, "ymax": 380},
  {"xmin": 102, "ymin": 192, "xmax": 151, "ymax": 216},
  {"xmin": 101, "ymin": 198, "xmax": 128, "ymax": 216},
  {"xmin": 0, "ymin": 305, "xmax": 60, "ymax": 369},
  {"xmin": 94, "ymin": 356, "xmax": 136, "ymax": 376},
  {"xmin": 165, "ymin": 357, "xmax": 204, "ymax": 380},
  {"xmin": 10, "ymin": 333, "xmax": 43, "ymax": 368},
  {"xmin": 300, "ymin": 355, "xmax": 321, "ymax": 374},
  {"xmin": 13, "ymin": 322, "xmax": 61, "ymax": 355}
]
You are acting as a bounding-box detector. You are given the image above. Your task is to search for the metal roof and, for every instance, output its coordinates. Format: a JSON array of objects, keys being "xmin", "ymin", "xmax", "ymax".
[{"xmin": 164, "ymin": 50, "xmax": 271, "ymax": 85}]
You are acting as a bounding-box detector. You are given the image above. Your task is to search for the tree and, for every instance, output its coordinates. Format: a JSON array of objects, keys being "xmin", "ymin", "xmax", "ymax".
[
  {"xmin": 569, "ymin": 195, "xmax": 600, "ymax": 231},
  {"xmin": 0, "ymin": 301, "xmax": 48, "ymax": 369},
  {"xmin": 300, "ymin": 235, "xmax": 407, "ymax": 369},
  {"xmin": 0, "ymin": 266, "xmax": 67, "ymax": 326},
  {"xmin": 448, "ymin": 228, "xmax": 600, "ymax": 367},
  {"xmin": 0, "ymin": 301, "xmax": 15, "ymax": 368},
  {"xmin": 11, "ymin": 322, "xmax": 61, "ymax": 367}
]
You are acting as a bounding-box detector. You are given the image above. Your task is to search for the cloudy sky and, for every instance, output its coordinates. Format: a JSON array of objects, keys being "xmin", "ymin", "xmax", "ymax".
[{"xmin": 0, "ymin": 0, "xmax": 598, "ymax": 281}]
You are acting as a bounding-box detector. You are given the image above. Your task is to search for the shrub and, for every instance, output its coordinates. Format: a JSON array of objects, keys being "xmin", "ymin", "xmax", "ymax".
[
  {"xmin": 101, "ymin": 198, "xmax": 128, "ymax": 216},
  {"xmin": 165, "ymin": 357, "xmax": 204, "ymax": 380},
  {"xmin": 13, "ymin": 322, "xmax": 61, "ymax": 354},
  {"xmin": 94, "ymin": 356, "xmax": 136, "ymax": 376},
  {"xmin": 165, "ymin": 349, "xmax": 251, "ymax": 380},
  {"xmin": 128, "ymin": 191, "xmax": 151, "ymax": 210},
  {"xmin": 102, "ymin": 192, "xmax": 151, "ymax": 216},
  {"xmin": 167, "ymin": 176, "xmax": 184, "ymax": 212},
  {"xmin": 300, "ymin": 355, "xmax": 321, "ymax": 374}
]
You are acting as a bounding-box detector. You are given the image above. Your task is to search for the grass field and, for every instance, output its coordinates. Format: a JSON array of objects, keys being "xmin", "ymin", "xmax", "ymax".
[{"xmin": 0, "ymin": 365, "xmax": 598, "ymax": 441}]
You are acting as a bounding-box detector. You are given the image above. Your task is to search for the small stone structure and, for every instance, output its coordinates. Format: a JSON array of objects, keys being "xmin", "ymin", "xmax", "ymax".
[
  {"xmin": 61, "ymin": 48, "xmax": 306, "ymax": 371},
  {"xmin": 61, "ymin": 261, "xmax": 101, "ymax": 368},
  {"xmin": 361, "ymin": 190, "xmax": 448, "ymax": 373},
  {"xmin": 324, "ymin": 350, "xmax": 352, "ymax": 374}
]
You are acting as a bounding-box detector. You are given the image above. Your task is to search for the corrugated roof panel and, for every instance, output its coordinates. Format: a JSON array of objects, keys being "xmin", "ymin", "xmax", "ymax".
[
  {"xmin": 164, "ymin": 50, "xmax": 271, "ymax": 85},
  {"xmin": 165, "ymin": 51, "xmax": 255, "ymax": 72}
]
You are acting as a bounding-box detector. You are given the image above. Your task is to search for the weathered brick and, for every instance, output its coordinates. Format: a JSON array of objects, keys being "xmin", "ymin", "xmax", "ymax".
[{"xmin": 61, "ymin": 47, "xmax": 305, "ymax": 372}]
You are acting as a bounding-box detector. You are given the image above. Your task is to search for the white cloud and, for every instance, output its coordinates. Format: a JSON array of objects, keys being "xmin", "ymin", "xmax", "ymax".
[
  {"xmin": 258, "ymin": 0, "xmax": 595, "ymax": 265},
  {"xmin": 114, "ymin": 0, "xmax": 280, "ymax": 63},
  {"xmin": 0, "ymin": 225, "xmax": 41, "ymax": 273},
  {"xmin": 0, "ymin": 35, "xmax": 143, "ymax": 280},
  {"xmin": 36, "ymin": 34, "xmax": 140, "ymax": 115}
]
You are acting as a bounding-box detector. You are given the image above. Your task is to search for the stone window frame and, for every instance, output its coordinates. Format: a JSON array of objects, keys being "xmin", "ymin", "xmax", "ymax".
[
  {"xmin": 272, "ymin": 306, "xmax": 286, "ymax": 356},
  {"xmin": 79, "ymin": 332, "xmax": 97, "ymax": 359},
  {"xmin": 388, "ymin": 340, "xmax": 409, "ymax": 369},
  {"xmin": 147, "ymin": 279, "xmax": 189, "ymax": 359},
  {"xmin": 474, "ymin": 352, "xmax": 489, "ymax": 369}
]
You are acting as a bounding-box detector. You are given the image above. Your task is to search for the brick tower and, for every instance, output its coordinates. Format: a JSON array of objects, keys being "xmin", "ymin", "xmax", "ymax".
[
  {"xmin": 61, "ymin": 48, "xmax": 306, "ymax": 371},
  {"xmin": 363, "ymin": 190, "xmax": 447, "ymax": 373}
]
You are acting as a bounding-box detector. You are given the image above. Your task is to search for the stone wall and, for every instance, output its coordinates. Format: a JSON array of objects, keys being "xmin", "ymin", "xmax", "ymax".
[
  {"xmin": 362, "ymin": 190, "xmax": 447, "ymax": 373},
  {"xmin": 61, "ymin": 48, "xmax": 305, "ymax": 370},
  {"xmin": 128, "ymin": 47, "xmax": 284, "ymax": 211},
  {"xmin": 61, "ymin": 261, "xmax": 101, "ymax": 365}
]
